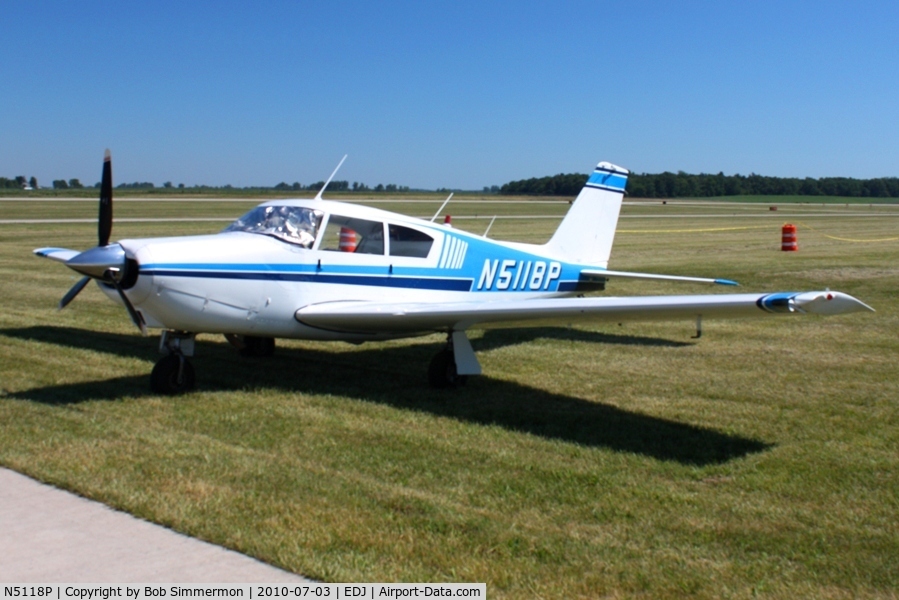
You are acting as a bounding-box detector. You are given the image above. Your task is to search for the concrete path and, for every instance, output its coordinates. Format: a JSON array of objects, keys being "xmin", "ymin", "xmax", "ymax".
[{"xmin": 0, "ymin": 468, "xmax": 309, "ymax": 583}]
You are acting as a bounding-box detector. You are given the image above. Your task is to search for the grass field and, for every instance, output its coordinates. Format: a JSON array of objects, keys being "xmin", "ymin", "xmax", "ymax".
[{"xmin": 1, "ymin": 198, "xmax": 897, "ymax": 598}]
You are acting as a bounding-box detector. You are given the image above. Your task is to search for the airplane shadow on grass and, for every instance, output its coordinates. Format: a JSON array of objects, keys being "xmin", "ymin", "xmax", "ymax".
[{"xmin": 2, "ymin": 325, "xmax": 770, "ymax": 466}]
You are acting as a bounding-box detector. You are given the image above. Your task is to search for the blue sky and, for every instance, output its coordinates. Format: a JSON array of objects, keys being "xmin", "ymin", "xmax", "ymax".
[{"xmin": 2, "ymin": 1, "xmax": 897, "ymax": 189}]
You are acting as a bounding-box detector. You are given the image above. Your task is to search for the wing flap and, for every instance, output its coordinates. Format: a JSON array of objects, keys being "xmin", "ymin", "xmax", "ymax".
[{"xmin": 295, "ymin": 291, "xmax": 872, "ymax": 334}]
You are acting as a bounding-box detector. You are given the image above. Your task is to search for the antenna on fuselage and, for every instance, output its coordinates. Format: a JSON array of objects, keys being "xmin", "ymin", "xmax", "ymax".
[
  {"xmin": 482, "ymin": 215, "xmax": 497, "ymax": 238},
  {"xmin": 313, "ymin": 154, "xmax": 348, "ymax": 201},
  {"xmin": 429, "ymin": 192, "xmax": 453, "ymax": 222}
]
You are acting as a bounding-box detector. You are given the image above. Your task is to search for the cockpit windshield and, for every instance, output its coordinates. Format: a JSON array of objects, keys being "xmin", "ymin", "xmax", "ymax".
[{"xmin": 223, "ymin": 205, "xmax": 323, "ymax": 248}]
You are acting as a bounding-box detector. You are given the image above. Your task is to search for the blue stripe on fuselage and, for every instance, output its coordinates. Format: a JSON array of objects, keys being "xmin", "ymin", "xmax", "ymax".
[
  {"xmin": 140, "ymin": 233, "xmax": 609, "ymax": 294},
  {"xmin": 143, "ymin": 267, "xmax": 473, "ymax": 291}
]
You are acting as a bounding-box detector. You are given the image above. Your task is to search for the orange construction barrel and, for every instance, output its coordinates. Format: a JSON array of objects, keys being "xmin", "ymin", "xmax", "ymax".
[
  {"xmin": 781, "ymin": 224, "xmax": 798, "ymax": 251},
  {"xmin": 339, "ymin": 227, "xmax": 357, "ymax": 252}
]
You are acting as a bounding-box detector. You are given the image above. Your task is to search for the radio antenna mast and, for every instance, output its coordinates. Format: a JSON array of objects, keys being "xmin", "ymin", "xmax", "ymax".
[{"xmin": 314, "ymin": 155, "xmax": 348, "ymax": 201}]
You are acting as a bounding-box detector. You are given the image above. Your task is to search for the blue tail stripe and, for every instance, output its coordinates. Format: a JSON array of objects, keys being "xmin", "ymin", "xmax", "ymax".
[{"xmin": 586, "ymin": 171, "xmax": 627, "ymax": 192}]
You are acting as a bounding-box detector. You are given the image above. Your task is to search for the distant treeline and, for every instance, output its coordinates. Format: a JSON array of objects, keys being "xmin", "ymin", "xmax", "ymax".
[
  {"xmin": 1, "ymin": 176, "xmax": 412, "ymax": 193},
  {"xmin": 9, "ymin": 169, "xmax": 899, "ymax": 198},
  {"xmin": 1, "ymin": 176, "xmax": 38, "ymax": 189},
  {"xmin": 500, "ymin": 171, "xmax": 899, "ymax": 198},
  {"xmin": 104, "ymin": 180, "xmax": 412, "ymax": 192},
  {"xmin": 273, "ymin": 180, "xmax": 411, "ymax": 193},
  {"xmin": 499, "ymin": 173, "xmax": 589, "ymax": 196}
]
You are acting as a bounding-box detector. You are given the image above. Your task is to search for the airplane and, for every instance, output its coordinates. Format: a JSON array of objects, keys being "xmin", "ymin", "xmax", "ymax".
[{"xmin": 34, "ymin": 151, "xmax": 873, "ymax": 395}]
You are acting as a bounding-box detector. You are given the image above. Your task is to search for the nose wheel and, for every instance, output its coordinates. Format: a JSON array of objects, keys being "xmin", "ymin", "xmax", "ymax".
[
  {"xmin": 151, "ymin": 330, "xmax": 197, "ymax": 395},
  {"xmin": 150, "ymin": 354, "xmax": 196, "ymax": 395}
]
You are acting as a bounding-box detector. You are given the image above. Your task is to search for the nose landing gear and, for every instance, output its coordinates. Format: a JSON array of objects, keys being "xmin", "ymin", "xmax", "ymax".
[
  {"xmin": 151, "ymin": 331, "xmax": 197, "ymax": 395},
  {"xmin": 150, "ymin": 353, "xmax": 196, "ymax": 395}
]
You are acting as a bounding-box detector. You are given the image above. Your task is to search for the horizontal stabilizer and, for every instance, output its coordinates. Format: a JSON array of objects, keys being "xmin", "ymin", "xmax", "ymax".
[
  {"xmin": 34, "ymin": 247, "xmax": 80, "ymax": 264},
  {"xmin": 582, "ymin": 269, "xmax": 739, "ymax": 286},
  {"xmin": 296, "ymin": 290, "xmax": 872, "ymax": 334}
]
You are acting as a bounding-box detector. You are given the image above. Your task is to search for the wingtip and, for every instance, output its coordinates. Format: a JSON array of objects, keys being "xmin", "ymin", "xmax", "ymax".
[
  {"xmin": 793, "ymin": 291, "xmax": 875, "ymax": 315},
  {"xmin": 715, "ymin": 279, "xmax": 740, "ymax": 286}
]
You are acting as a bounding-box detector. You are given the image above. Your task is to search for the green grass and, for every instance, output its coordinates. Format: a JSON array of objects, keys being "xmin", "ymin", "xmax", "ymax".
[
  {"xmin": 670, "ymin": 194, "xmax": 899, "ymax": 205},
  {"xmin": 0, "ymin": 197, "xmax": 570, "ymax": 223},
  {"xmin": 1, "ymin": 200, "xmax": 897, "ymax": 598}
]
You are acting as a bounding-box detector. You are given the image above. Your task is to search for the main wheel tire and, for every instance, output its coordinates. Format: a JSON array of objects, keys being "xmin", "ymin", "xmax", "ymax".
[
  {"xmin": 239, "ymin": 336, "xmax": 276, "ymax": 357},
  {"xmin": 428, "ymin": 349, "xmax": 460, "ymax": 389},
  {"xmin": 150, "ymin": 354, "xmax": 196, "ymax": 395}
]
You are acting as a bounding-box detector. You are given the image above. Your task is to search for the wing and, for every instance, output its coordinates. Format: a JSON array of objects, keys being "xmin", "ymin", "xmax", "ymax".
[{"xmin": 295, "ymin": 291, "xmax": 873, "ymax": 334}]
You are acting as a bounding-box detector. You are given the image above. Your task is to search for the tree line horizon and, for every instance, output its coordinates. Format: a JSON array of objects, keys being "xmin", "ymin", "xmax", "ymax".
[
  {"xmin": 4, "ymin": 170, "xmax": 899, "ymax": 198},
  {"xmin": 499, "ymin": 171, "xmax": 899, "ymax": 198},
  {"xmin": 0, "ymin": 176, "xmax": 415, "ymax": 193}
]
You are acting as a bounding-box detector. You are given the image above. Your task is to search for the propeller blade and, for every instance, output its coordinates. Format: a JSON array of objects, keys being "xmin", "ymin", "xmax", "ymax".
[
  {"xmin": 99, "ymin": 149, "xmax": 113, "ymax": 246},
  {"xmin": 110, "ymin": 276, "xmax": 148, "ymax": 336},
  {"xmin": 58, "ymin": 276, "xmax": 91, "ymax": 310}
]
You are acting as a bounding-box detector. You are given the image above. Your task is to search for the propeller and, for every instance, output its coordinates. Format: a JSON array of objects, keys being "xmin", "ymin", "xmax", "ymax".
[
  {"xmin": 59, "ymin": 276, "xmax": 91, "ymax": 310},
  {"xmin": 111, "ymin": 276, "xmax": 147, "ymax": 335},
  {"xmin": 99, "ymin": 149, "xmax": 113, "ymax": 246},
  {"xmin": 57, "ymin": 150, "xmax": 147, "ymax": 335}
]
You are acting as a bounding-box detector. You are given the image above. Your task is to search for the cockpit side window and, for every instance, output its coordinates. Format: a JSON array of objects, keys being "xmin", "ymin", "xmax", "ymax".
[
  {"xmin": 388, "ymin": 224, "xmax": 434, "ymax": 258},
  {"xmin": 320, "ymin": 215, "xmax": 385, "ymax": 255},
  {"xmin": 223, "ymin": 205, "xmax": 323, "ymax": 248}
]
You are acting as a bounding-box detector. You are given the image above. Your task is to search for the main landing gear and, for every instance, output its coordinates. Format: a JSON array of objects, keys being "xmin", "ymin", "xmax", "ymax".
[
  {"xmin": 428, "ymin": 348, "xmax": 464, "ymax": 389},
  {"xmin": 225, "ymin": 334, "xmax": 276, "ymax": 357},
  {"xmin": 151, "ymin": 330, "xmax": 480, "ymax": 394},
  {"xmin": 428, "ymin": 331, "xmax": 482, "ymax": 389}
]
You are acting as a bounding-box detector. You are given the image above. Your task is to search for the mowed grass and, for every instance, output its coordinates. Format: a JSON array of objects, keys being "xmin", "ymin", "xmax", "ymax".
[
  {"xmin": 0, "ymin": 196, "xmax": 572, "ymax": 223},
  {"xmin": 0, "ymin": 199, "xmax": 897, "ymax": 598}
]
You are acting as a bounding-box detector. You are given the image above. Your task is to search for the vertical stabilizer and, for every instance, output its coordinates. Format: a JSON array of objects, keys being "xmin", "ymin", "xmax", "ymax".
[{"xmin": 543, "ymin": 161, "xmax": 628, "ymax": 266}]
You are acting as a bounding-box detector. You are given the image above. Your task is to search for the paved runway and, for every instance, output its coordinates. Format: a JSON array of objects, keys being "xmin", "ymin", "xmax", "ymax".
[{"xmin": 0, "ymin": 468, "xmax": 309, "ymax": 583}]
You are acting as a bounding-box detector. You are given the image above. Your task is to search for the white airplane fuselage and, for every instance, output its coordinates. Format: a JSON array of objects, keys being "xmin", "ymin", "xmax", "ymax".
[{"xmin": 105, "ymin": 199, "xmax": 588, "ymax": 341}]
